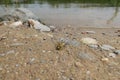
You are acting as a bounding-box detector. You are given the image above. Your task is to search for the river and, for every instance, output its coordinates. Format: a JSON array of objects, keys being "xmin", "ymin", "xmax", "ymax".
[{"xmin": 0, "ymin": 0, "xmax": 120, "ymax": 27}]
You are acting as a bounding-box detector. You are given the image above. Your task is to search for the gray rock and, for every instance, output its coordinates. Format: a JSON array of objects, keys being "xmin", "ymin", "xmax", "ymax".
[
  {"xmin": 0, "ymin": 8, "xmax": 39, "ymax": 22},
  {"xmin": 88, "ymin": 44, "xmax": 98, "ymax": 49},
  {"xmin": 0, "ymin": 53, "xmax": 5, "ymax": 56},
  {"xmin": 114, "ymin": 50, "xmax": 120, "ymax": 55},
  {"xmin": 60, "ymin": 38, "xmax": 80, "ymax": 47},
  {"xmin": 100, "ymin": 44, "xmax": 115, "ymax": 51},
  {"xmin": 78, "ymin": 52, "xmax": 95, "ymax": 61},
  {"xmin": 0, "ymin": 15, "xmax": 19, "ymax": 22},
  {"xmin": 6, "ymin": 50, "xmax": 15, "ymax": 55},
  {"xmin": 11, "ymin": 8, "xmax": 38, "ymax": 21},
  {"xmin": 28, "ymin": 19, "xmax": 50, "ymax": 32}
]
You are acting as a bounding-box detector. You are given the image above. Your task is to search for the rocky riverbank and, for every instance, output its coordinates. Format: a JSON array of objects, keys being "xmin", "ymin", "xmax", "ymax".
[
  {"xmin": 0, "ymin": 24, "xmax": 120, "ymax": 80},
  {"xmin": 0, "ymin": 8, "xmax": 120, "ymax": 80}
]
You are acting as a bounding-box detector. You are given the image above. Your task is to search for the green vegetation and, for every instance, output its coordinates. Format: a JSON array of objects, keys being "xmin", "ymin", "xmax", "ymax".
[{"xmin": 0, "ymin": 0, "xmax": 120, "ymax": 7}]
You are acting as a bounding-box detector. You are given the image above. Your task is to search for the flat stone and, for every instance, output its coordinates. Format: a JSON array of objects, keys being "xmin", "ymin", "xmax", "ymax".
[
  {"xmin": 88, "ymin": 44, "xmax": 98, "ymax": 49},
  {"xmin": 100, "ymin": 44, "xmax": 115, "ymax": 51},
  {"xmin": 60, "ymin": 38, "xmax": 80, "ymax": 47},
  {"xmin": 81, "ymin": 37, "xmax": 98, "ymax": 45}
]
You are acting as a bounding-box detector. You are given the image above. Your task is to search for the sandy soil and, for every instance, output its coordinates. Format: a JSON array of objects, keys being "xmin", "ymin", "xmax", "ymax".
[{"xmin": 0, "ymin": 25, "xmax": 120, "ymax": 80}]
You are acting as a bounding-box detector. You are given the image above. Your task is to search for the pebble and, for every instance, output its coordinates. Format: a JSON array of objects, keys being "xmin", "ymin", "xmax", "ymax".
[
  {"xmin": 82, "ymin": 31, "xmax": 95, "ymax": 34},
  {"xmin": 101, "ymin": 58, "xmax": 109, "ymax": 62},
  {"xmin": 13, "ymin": 39, "xmax": 17, "ymax": 42},
  {"xmin": 30, "ymin": 58, "xmax": 35, "ymax": 62},
  {"xmin": 0, "ymin": 67, "xmax": 2, "ymax": 70},
  {"xmin": 100, "ymin": 44, "xmax": 115, "ymax": 51},
  {"xmin": 9, "ymin": 21, "xmax": 22, "ymax": 28},
  {"xmin": 28, "ymin": 19, "xmax": 50, "ymax": 32},
  {"xmin": 35, "ymin": 78, "xmax": 41, "ymax": 80},
  {"xmin": 60, "ymin": 38, "xmax": 80, "ymax": 47},
  {"xmin": 78, "ymin": 52, "xmax": 95, "ymax": 61},
  {"xmin": 81, "ymin": 37, "xmax": 98, "ymax": 45},
  {"xmin": 42, "ymin": 50, "xmax": 46, "ymax": 53},
  {"xmin": 62, "ymin": 76, "xmax": 71, "ymax": 80},
  {"xmin": 75, "ymin": 62, "xmax": 83, "ymax": 67},
  {"xmin": 15, "ymin": 64, "xmax": 19, "ymax": 67},
  {"xmin": 109, "ymin": 53, "xmax": 116, "ymax": 58},
  {"xmin": 48, "ymin": 51, "xmax": 51, "ymax": 53},
  {"xmin": 49, "ymin": 25, "xmax": 55, "ymax": 29},
  {"xmin": 47, "ymin": 33, "xmax": 53, "ymax": 38},
  {"xmin": 114, "ymin": 50, "xmax": 120, "ymax": 55},
  {"xmin": 86, "ymin": 71, "xmax": 91, "ymax": 74},
  {"xmin": 6, "ymin": 50, "xmax": 15, "ymax": 55},
  {"xmin": 88, "ymin": 44, "xmax": 98, "ymax": 49},
  {"xmin": 10, "ymin": 43, "xmax": 24, "ymax": 46},
  {"xmin": 0, "ymin": 53, "xmax": 5, "ymax": 56},
  {"xmin": 34, "ymin": 35, "xmax": 38, "ymax": 37}
]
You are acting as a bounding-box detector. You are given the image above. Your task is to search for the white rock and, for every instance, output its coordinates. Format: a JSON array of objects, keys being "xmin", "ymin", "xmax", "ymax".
[
  {"xmin": 81, "ymin": 37, "xmax": 98, "ymax": 45},
  {"xmin": 30, "ymin": 58, "xmax": 35, "ymax": 62},
  {"xmin": 85, "ymin": 31, "xmax": 95, "ymax": 34},
  {"xmin": 49, "ymin": 25, "xmax": 56, "ymax": 29},
  {"xmin": 82, "ymin": 31, "xmax": 95, "ymax": 34},
  {"xmin": 9, "ymin": 21, "xmax": 22, "ymax": 28},
  {"xmin": 109, "ymin": 53, "xmax": 116, "ymax": 58},
  {"xmin": 100, "ymin": 44, "xmax": 115, "ymax": 51},
  {"xmin": 101, "ymin": 58, "xmax": 109, "ymax": 62},
  {"xmin": 28, "ymin": 19, "xmax": 50, "ymax": 32}
]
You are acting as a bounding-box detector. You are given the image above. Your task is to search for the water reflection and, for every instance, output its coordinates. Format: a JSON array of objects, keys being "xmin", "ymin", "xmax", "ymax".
[
  {"xmin": 107, "ymin": 0, "xmax": 119, "ymax": 24},
  {"xmin": 0, "ymin": 0, "xmax": 120, "ymax": 7}
]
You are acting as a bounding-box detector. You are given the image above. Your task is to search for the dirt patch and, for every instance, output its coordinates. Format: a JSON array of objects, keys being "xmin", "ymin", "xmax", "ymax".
[{"xmin": 0, "ymin": 25, "xmax": 120, "ymax": 80}]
